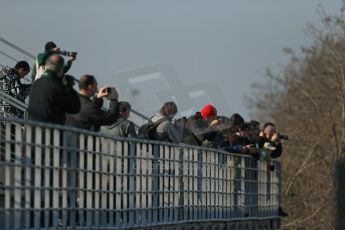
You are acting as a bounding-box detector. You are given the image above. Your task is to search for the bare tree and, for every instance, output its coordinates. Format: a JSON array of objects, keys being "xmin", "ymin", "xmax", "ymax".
[{"xmin": 248, "ymin": 3, "xmax": 345, "ymax": 229}]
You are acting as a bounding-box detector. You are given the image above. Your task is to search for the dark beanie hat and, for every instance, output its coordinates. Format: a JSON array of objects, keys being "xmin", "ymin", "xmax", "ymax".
[
  {"xmin": 45, "ymin": 41, "xmax": 57, "ymax": 51},
  {"xmin": 200, "ymin": 104, "xmax": 217, "ymax": 119}
]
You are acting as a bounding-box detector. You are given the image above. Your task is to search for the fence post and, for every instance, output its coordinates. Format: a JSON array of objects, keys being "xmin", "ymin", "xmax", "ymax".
[
  {"xmin": 128, "ymin": 141, "xmax": 136, "ymax": 226},
  {"xmin": 336, "ymin": 158, "xmax": 345, "ymax": 229},
  {"xmin": 152, "ymin": 144, "xmax": 159, "ymax": 223},
  {"xmin": 67, "ymin": 131, "xmax": 78, "ymax": 228},
  {"xmin": 33, "ymin": 126, "xmax": 42, "ymax": 229},
  {"xmin": 24, "ymin": 124, "xmax": 32, "ymax": 229},
  {"xmin": 178, "ymin": 146, "xmax": 185, "ymax": 221}
]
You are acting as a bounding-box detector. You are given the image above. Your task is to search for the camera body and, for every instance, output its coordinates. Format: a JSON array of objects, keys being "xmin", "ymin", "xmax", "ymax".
[
  {"xmin": 106, "ymin": 87, "xmax": 112, "ymax": 94},
  {"xmin": 59, "ymin": 50, "xmax": 77, "ymax": 58},
  {"xmin": 278, "ymin": 133, "xmax": 289, "ymax": 140}
]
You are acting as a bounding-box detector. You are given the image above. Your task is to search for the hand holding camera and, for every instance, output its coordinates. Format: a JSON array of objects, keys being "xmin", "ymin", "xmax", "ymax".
[
  {"xmin": 97, "ymin": 87, "xmax": 109, "ymax": 99},
  {"xmin": 209, "ymin": 118, "xmax": 221, "ymax": 127},
  {"xmin": 62, "ymin": 74, "xmax": 77, "ymax": 88},
  {"xmin": 97, "ymin": 86, "xmax": 119, "ymax": 100},
  {"xmin": 106, "ymin": 87, "xmax": 119, "ymax": 100}
]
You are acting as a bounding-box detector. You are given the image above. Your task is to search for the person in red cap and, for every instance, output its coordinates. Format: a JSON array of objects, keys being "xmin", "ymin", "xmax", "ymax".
[
  {"xmin": 201, "ymin": 104, "xmax": 216, "ymax": 117},
  {"xmin": 183, "ymin": 104, "xmax": 221, "ymax": 146}
]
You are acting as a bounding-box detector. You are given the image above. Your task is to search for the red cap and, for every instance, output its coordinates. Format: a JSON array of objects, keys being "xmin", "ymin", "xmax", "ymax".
[{"xmin": 200, "ymin": 104, "xmax": 217, "ymax": 119}]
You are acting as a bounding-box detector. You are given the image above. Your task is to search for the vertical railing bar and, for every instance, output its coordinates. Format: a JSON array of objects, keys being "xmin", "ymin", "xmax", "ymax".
[
  {"xmin": 135, "ymin": 143, "xmax": 142, "ymax": 225},
  {"xmin": 100, "ymin": 137, "xmax": 108, "ymax": 226},
  {"xmin": 115, "ymin": 141, "xmax": 122, "ymax": 225},
  {"xmin": 4, "ymin": 123, "xmax": 12, "ymax": 229},
  {"xmin": 197, "ymin": 149, "xmax": 202, "ymax": 220},
  {"xmin": 219, "ymin": 153, "xmax": 224, "ymax": 220},
  {"xmin": 216, "ymin": 151, "xmax": 220, "ymax": 220},
  {"xmin": 178, "ymin": 146, "xmax": 184, "ymax": 222},
  {"xmin": 158, "ymin": 145, "xmax": 163, "ymax": 223},
  {"xmin": 86, "ymin": 135, "xmax": 93, "ymax": 226},
  {"xmin": 276, "ymin": 161, "xmax": 282, "ymax": 216},
  {"xmin": 33, "ymin": 126, "xmax": 42, "ymax": 229},
  {"xmin": 14, "ymin": 123, "xmax": 22, "ymax": 229},
  {"xmin": 94, "ymin": 136, "xmax": 100, "ymax": 226},
  {"xmin": 141, "ymin": 143, "xmax": 147, "ymax": 224},
  {"xmin": 163, "ymin": 145, "xmax": 169, "ymax": 223},
  {"xmin": 183, "ymin": 147, "xmax": 188, "ymax": 221},
  {"xmin": 78, "ymin": 134, "xmax": 85, "ymax": 226},
  {"xmin": 108, "ymin": 139, "xmax": 115, "ymax": 226},
  {"xmin": 168, "ymin": 146, "xmax": 174, "ymax": 222},
  {"xmin": 188, "ymin": 148, "xmax": 193, "ymax": 220},
  {"xmin": 128, "ymin": 141, "xmax": 136, "ymax": 225},
  {"xmin": 24, "ymin": 125, "xmax": 32, "ymax": 229},
  {"xmin": 225, "ymin": 153, "xmax": 229, "ymax": 219},
  {"xmin": 147, "ymin": 144, "xmax": 153, "ymax": 224},
  {"xmin": 205, "ymin": 151, "xmax": 210, "ymax": 220},
  {"xmin": 69, "ymin": 131, "xmax": 77, "ymax": 228},
  {"xmin": 240, "ymin": 157, "xmax": 245, "ymax": 218},
  {"xmin": 201, "ymin": 150, "xmax": 207, "ymax": 220},
  {"xmin": 122, "ymin": 141, "xmax": 128, "ymax": 225},
  {"xmin": 152, "ymin": 144, "xmax": 158, "ymax": 223},
  {"xmin": 193, "ymin": 148, "xmax": 198, "ymax": 221},
  {"xmin": 52, "ymin": 129, "xmax": 60, "ymax": 228},
  {"xmin": 173, "ymin": 146, "xmax": 179, "ymax": 222},
  {"xmin": 44, "ymin": 128, "xmax": 51, "ymax": 228},
  {"xmin": 210, "ymin": 151, "xmax": 215, "ymax": 220},
  {"xmin": 61, "ymin": 131, "xmax": 68, "ymax": 227}
]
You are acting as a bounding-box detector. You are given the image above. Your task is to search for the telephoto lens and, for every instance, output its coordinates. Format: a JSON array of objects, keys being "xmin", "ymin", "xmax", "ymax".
[{"xmin": 59, "ymin": 50, "xmax": 77, "ymax": 57}]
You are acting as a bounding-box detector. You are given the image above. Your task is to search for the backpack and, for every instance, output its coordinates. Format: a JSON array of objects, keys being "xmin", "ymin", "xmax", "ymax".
[
  {"xmin": 138, "ymin": 117, "xmax": 168, "ymax": 140},
  {"xmin": 174, "ymin": 116, "xmax": 188, "ymax": 139}
]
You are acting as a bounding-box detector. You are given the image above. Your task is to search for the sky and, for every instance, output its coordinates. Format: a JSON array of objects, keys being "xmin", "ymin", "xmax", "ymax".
[{"xmin": 0, "ymin": 0, "xmax": 342, "ymax": 121}]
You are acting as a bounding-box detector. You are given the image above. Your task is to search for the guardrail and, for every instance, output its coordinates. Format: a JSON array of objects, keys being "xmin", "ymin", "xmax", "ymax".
[
  {"xmin": 0, "ymin": 117, "xmax": 281, "ymax": 229},
  {"xmin": 0, "ymin": 91, "xmax": 28, "ymax": 119}
]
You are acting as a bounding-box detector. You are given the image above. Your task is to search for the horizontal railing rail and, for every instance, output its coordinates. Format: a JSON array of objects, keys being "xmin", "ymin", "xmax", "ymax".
[
  {"xmin": 0, "ymin": 90, "xmax": 28, "ymax": 119},
  {"xmin": 0, "ymin": 117, "xmax": 281, "ymax": 230}
]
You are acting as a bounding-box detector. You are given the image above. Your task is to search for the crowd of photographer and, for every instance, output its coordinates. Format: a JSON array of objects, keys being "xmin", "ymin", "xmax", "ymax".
[
  {"xmin": 1, "ymin": 41, "xmax": 288, "ymax": 164},
  {"xmin": 0, "ymin": 40, "xmax": 288, "ymax": 217},
  {"xmin": 0, "ymin": 41, "xmax": 288, "ymax": 166},
  {"xmin": 139, "ymin": 102, "xmax": 287, "ymax": 172}
]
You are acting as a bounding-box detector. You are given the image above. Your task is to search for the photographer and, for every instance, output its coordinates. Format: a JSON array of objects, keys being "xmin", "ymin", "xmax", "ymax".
[
  {"xmin": 149, "ymin": 101, "xmax": 182, "ymax": 143},
  {"xmin": 66, "ymin": 74, "xmax": 120, "ymax": 132},
  {"xmin": 31, "ymin": 41, "xmax": 77, "ymax": 81},
  {"xmin": 28, "ymin": 54, "xmax": 81, "ymax": 124},
  {"xmin": 259, "ymin": 122, "xmax": 284, "ymax": 158},
  {"xmin": 183, "ymin": 104, "xmax": 220, "ymax": 146},
  {"xmin": 102, "ymin": 101, "xmax": 137, "ymax": 138},
  {"xmin": 0, "ymin": 61, "xmax": 31, "ymax": 118}
]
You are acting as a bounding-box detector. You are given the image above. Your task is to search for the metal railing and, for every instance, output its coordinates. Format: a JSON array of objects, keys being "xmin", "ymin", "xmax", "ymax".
[
  {"xmin": 0, "ymin": 117, "xmax": 281, "ymax": 229},
  {"xmin": 0, "ymin": 91, "xmax": 28, "ymax": 119}
]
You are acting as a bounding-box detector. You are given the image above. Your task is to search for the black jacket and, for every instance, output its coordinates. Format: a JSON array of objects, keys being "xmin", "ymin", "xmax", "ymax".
[
  {"xmin": 66, "ymin": 94, "xmax": 119, "ymax": 131},
  {"xmin": 28, "ymin": 70, "xmax": 80, "ymax": 125},
  {"xmin": 183, "ymin": 112, "xmax": 218, "ymax": 146}
]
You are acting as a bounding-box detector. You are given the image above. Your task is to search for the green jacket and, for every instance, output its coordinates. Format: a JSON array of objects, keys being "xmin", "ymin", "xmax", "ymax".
[{"xmin": 31, "ymin": 51, "xmax": 72, "ymax": 81}]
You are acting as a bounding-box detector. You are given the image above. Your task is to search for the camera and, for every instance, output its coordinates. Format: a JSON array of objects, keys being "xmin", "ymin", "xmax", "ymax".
[
  {"xmin": 106, "ymin": 87, "xmax": 112, "ymax": 94},
  {"xmin": 63, "ymin": 74, "xmax": 78, "ymax": 88},
  {"xmin": 59, "ymin": 50, "xmax": 77, "ymax": 58},
  {"xmin": 278, "ymin": 133, "xmax": 289, "ymax": 140}
]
